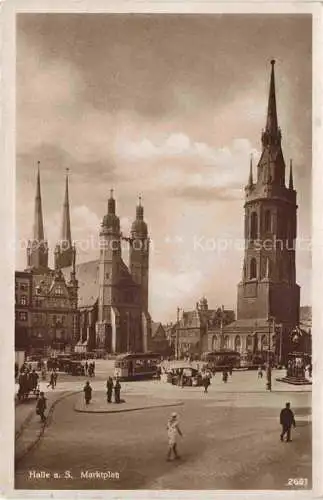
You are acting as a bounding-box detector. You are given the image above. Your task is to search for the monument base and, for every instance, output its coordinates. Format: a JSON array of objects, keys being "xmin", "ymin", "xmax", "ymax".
[{"xmin": 276, "ymin": 376, "xmax": 312, "ymax": 386}]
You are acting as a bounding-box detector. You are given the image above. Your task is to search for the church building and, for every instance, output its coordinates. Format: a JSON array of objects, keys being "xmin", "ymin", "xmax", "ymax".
[
  {"xmin": 15, "ymin": 165, "xmax": 79, "ymax": 354},
  {"xmin": 212, "ymin": 60, "xmax": 300, "ymax": 362}
]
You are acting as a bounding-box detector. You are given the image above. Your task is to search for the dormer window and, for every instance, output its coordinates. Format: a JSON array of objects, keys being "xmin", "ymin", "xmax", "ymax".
[{"xmin": 55, "ymin": 286, "xmax": 64, "ymax": 296}]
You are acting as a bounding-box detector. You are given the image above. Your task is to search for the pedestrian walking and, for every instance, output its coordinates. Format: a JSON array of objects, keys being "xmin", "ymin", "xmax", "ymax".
[
  {"xmin": 53, "ymin": 369, "xmax": 58, "ymax": 388},
  {"xmin": 83, "ymin": 381, "xmax": 92, "ymax": 405},
  {"xmin": 166, "ymin": 412, "xmax": 183, "ymax": 461},
  {"xmin": 106, "ymin": 377, "xmax": 114, "ymax": 403},
  {"xmin": 222, "ymin": 370, "xmax": 228, "ymax": 383},
  {"xmin": 280, "ymin": 402, "xmax": 296, "ymax": 442},
  {"xmin": 258, "ymin": 366, "xmax": 263, "ymax": 379},
  {"xmin": 36, "ymin": 392, "xmax": 47, "ymax": 422},
  {"xmin": 203, "ymin": 373, "xmax": 211, "ymax": 393},
  {"xmin": 31, "ymin": 369, "xmax": 39, "ymax": 391},
  {"xmin": 114, "ymin": 378, "xmax": 121, "ymax": 403},
  {"xmin": 47, "ymin": 371, "xmax": 55, "ymax": 389},
  {"xmin": 85, "ymin": 361, "xmax": 88, "ymax": 376}
]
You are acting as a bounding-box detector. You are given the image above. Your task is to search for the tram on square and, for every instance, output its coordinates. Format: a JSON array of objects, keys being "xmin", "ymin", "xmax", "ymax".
[
  {"xmin": 114, "ymin": 352, "xmax": 162, "ymax": 380},
  {"xmin": 201, "ymin": 350, "xmax": 241, "ymax": 372}
]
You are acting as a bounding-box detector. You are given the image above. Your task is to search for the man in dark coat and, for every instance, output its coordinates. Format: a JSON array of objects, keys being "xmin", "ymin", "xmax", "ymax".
[
  {"xmin": 106, "ymin": 377, "xmax": 114, "ymax": 403},
  {"xmin": 280, "ymin": 402, "xmax": 296, "ymax": 442},
  {"xmin": 83, "ymin": 381, "xmax": 92, "ymax": 405},
  {"xmin": 36, "ymin": 392, "xmax": 47, "ymax": 422},
  {"xmin": 114, "ymin": 379, "xmax": 121, "ymax": 403}
]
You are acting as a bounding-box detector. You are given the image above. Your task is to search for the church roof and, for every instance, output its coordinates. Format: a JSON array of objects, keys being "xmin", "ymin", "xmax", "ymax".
[
  {"xmin": 62, "ymin": 259, "xmax": 99, "ymax": 308},
  {"xmin": 219, "ymin": 318, "xmax": 270, "ymax": 333}
]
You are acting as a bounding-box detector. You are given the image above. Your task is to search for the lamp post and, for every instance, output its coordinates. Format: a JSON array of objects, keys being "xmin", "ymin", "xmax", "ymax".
[
  {"xmin": 176, "ymin": 307, "xmax": 182, "ymax": 360},
  {"xmin": 266, "ymin": 316, "xmax": 275, "ymax": 391}
]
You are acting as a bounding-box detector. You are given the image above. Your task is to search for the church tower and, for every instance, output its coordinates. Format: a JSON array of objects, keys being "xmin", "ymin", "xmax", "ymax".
[
  {"xmin": 129, "ymin": 196, "xmax": 149, "ymax": 313},
  {"xmin": 96, "ymin": 190, "xmax": 121, "ymax": 350},
  {"xmin": 237, "ymin": 60, "xmax": 300, "ymax": 329},
  {"xmin": 27, "ymin": 162, "xmax": 49, "ymax": 270},
  {"xmin": 54, "ymin": 170, "xmax": 73, "ymax": 269}
]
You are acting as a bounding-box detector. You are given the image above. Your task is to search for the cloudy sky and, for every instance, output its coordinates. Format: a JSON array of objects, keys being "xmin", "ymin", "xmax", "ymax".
[{"xmin": 16, "ymin": 14, "xmax": 312, "ymax": 322}]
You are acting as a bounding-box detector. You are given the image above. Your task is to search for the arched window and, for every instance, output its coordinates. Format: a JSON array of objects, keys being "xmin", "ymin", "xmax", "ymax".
[
  {"xmin": 246, "ymin": 335, "xmax": 253, "ymax": 351},
  {"xmin": 250, "ymin": 212, "xmax": 258, "ymax": 240},
  {"xmin": 234, "ymin": 335, "xmax": 241, "ymax": 351},
  {"xmin": 212, "ymin": 335, "xmax": 217, "ymax": 351},
  {"xmin": 264, "ymin": 210, "xmax": 271, "ymax": 232},
  {"xmin": 224, "ymin": 336, "xmax": 230, "ymax": 349},
  {"xmin": 260, "ymin": 334, "xmax": 267, "ymax": 351},
  {"xmin": 250, "ymin": 258, "xmax": 257, "ymax": 280}
]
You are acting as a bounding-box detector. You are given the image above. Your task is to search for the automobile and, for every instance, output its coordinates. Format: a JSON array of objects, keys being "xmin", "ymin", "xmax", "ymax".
[
  {"xmin": 67, "ymin": 361, "xmax": 85, "ymax": 376},
  {"xmin": 167, "ymin": 367, "xmax": 203, "ymax": 387}
]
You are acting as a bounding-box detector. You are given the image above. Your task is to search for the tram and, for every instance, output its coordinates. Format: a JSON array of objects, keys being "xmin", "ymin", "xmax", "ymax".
[
  {"xmin": 114, "ymin": 352, "xmax": 162, "ymax": 380},
  {"xmin": 201, "ymin": 350, "xmax": 241, "ymax": 372}
]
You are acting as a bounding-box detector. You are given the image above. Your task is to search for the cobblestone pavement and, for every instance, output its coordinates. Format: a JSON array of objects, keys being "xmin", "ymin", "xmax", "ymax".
[{"xmin": 15, "ymin": 371, "xmax": 311, "ymax": 491}]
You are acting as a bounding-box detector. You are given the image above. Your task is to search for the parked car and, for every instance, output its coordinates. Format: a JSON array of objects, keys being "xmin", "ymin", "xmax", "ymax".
[{"xmin": 167, "ymin": 366, "xmax": 203, "ymax": 387}]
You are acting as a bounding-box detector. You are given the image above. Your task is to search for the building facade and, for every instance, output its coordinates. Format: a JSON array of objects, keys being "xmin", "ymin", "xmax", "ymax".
[
  {"xmin": 61, "ymin": 192, "xmax": 152, "ymax": 354},
  {"xmin": 176, "ymin": 298, "xmax": 235, "ymax": 357},
  {"xmin": 15, "ymin": 166, "xmax": 79, "ymax": 354},
  {"xmin": 219, "ymin": 60, "xmax": 301, "ymax": 362}
]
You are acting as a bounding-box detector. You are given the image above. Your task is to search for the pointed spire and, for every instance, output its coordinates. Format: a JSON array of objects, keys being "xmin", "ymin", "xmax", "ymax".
[
  {"xmin": 61, "ymin": 168, "xmax": 72, "ymax": 245},
  {"xmin": 289, "ymin": 159, "xmax": 294, "ymax": 190},
  {"xmin": 248, "ymin": 154, "xmax": 253, "ymax": 185},
  {"xmin": 33, "ymin": 161, "xmax": 45, "ymax": 241},
  {"xmin": 266, "ymin": 60, "xmax": 278, "ymax": 134},
  {"xmin": 136, "ymin": 194, "xmax": 144, "ymax": 220},
  {"xmin": 72, "ymin": 242, "xmax": 76, "ymax": 275},
  {"xmin": 108, "ymin": 188, "xmax": 116, "ymax": 214}
]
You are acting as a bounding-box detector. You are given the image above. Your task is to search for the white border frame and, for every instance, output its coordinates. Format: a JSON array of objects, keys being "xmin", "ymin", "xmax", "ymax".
[{"xmin": 1, "ymin": 1, "xmax": 322, "ymax": 499}]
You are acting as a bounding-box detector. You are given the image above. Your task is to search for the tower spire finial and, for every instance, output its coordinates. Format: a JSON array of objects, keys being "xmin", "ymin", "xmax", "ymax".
[
  {"xmin": 289, "ymin": 159, "xmax": 294, "ymax": 190},
  {"xmin": 33, "ymin": 161, "xmax": 44, "ymax": 240},
  {"xmin": 266, "ymin": 59, "xmax": 278, "ymax": 135},
  {"xmin": 248, "ymin": 153, "xmax": 253, "ymax": 185},
  {"xmin": 110, "ymin": 188, "xmax": 114, "ymax": 199},
  {"xmin": 61, "ymin": 167, "xmax": 72, "ymax": 244}
]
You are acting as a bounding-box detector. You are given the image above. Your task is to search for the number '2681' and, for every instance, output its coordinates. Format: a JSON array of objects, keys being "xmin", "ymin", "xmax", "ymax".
[{"xmin": 287, "ymin": 478, "xmax": 308, "ymax": 487}]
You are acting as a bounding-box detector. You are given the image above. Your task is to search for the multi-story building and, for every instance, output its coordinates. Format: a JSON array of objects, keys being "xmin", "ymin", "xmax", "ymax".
[
  {"xmin": 15, "ymin": 166, "xmax": 78, "ymax": 354},
  {"xmin": 217, "ymin": 60, "xmax": 301, "ymax": 362},
  {"xmin": 62, "ymin": 192, "xmax": 152, "ymax": 353}
]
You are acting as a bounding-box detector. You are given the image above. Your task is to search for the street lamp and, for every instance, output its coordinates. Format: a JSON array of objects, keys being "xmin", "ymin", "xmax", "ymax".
[
  {"xmin": 176, "ymin": 307, "xmax": 182, "ymax": 360},
  {"xmin": 266, "ymin": 316, "xmax": 275, "ymax": 391}
]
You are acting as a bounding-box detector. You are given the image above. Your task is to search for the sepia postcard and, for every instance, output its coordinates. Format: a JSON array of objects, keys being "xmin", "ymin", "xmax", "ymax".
[{"xmin": 1, "ymin": 1, "xmax": 322, "ymax": 499}]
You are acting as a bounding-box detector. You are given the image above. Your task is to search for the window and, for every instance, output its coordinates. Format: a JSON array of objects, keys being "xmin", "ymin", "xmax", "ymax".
[
  {"xmin": 19, "ymin": 311, "xmax": 27, "ymax": 321},
  {"xmin": 234, "ymin": 335, "xmax": 241, "ymax": 351},
  {"xmin": 250, "ymin": 212, "xmax": 258, "ymax": 240},
  {"xmin": 223, "ymin": 336, "xmax": 230, "ymax": 349},
  {"xmin": 264, "ymin": 210, "xmax": 271, "ymax": 232},
  {"xmin": 249, "ymin": 258, "xmax": 257, "ymax": 280},
  {"xmin": 20, "ymin": 283, "xmax": 27, "ymax": 291},
  {"xmin": 52, "ymin": 315, "xmax": 57, "ymax": 326},
  {"xmin": 246, "ymin": 335, "xmax": 253, "ymax": 351},
  {"xmin": 20, "ymin": 295, "xmax": 27, "ymax": 306},
  {"xmin": 212, "ymin": 335, "xmax": 217, "ymax": 351},
  {"xmin": 55, "ymin": 286, "xmax": 64, "ymax": 296}
]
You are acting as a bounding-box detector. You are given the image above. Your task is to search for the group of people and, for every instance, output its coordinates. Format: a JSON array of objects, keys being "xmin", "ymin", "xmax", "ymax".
[
  {"xmin": 83, "ymin": 377, "xmax": 122, "ymax": 406},
  {"xmin": 47, "ymin": 370, "xmax": 58, "ymax": 390},
  {"xmin": 17, "ymin": 368, "xmax": 40, "ymax": 399},
  {"xmin": 84, "ymin": 361, "xmax": 96, "ymax": 377}
]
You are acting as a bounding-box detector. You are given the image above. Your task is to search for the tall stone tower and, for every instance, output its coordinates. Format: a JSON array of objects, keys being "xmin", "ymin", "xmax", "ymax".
[
  {"xmin": 27, "ymin": 162, "xmax": 49, "ymax": 270},
  {"xmin": 54, "ymin": 170, "xmax": 73, "ymax": 269},
  {"xmin": 237, "ymin": 60, "xmax": 300, "ymax": 329},
  {"xmin": 96, "ymin": 190, "xmax": 121, "ymax": 350},
  {"xmin": 129, "ymin": 196, "xmax": 149, "ymax": 313}
]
